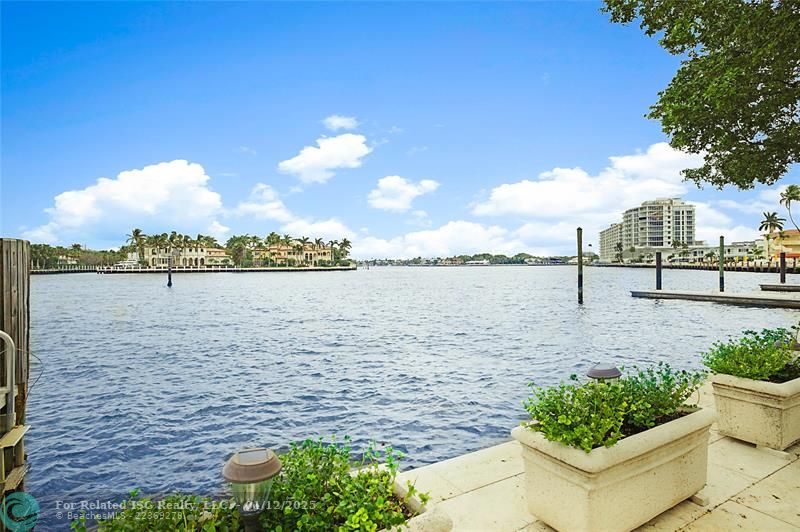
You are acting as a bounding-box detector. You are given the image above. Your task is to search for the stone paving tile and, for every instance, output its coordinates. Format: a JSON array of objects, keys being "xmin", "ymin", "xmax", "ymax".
[
  {"xmin": 438, "ymin": 473, "xmax": 533, "ymax": 532},
  {"xmin": 682, "ymin": 500, "xmax": 797, "ymax": 531},
  {"xmin": 424, "ymin": 441, "xmax": 523, "ymax": 494},
  {"xmin": 734, "ymin": 460, "xmax": 800, "ymax": 528},
  {"xmin": 708, "ymin": 437, "xmax": 790, "ymax": 480},
  {"xmin": 700, "ymin": 460, "xmax": 759, "ymax": 507},
  {"xmin": 636, "ymin": 501, "xmax": 708, "ymax": 531},
  {"xmin": 397, "ymin": 466, "xmax": 463, "ymax": 503}
]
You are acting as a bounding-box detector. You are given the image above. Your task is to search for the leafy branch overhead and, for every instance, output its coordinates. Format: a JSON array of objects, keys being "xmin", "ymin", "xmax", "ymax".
[{"xmin": 602, "ymin": 0, "xmax": 800, "ymax": 189}]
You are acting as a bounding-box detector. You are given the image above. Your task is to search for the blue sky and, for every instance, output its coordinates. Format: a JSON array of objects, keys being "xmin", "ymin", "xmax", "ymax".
[{"xmin": 2, "ymin": 1, "xmax": 796, "ymax": 257}]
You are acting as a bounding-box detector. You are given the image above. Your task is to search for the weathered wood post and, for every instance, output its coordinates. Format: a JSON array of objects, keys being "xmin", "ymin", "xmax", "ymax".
[
  {"xmin": 0, "ymin": 238, "xmax": 31, "ymax": 493},
  {"xmin": 719, "ymin": 236, "xmax": 725, "ymax": 293},
  {"xmin": 655, "ymin": 252, "xmax": 662, "ymax": 290},
  {"xmin": 167, "ymin": 255, "xmax": 173, "ymax": 287},
  {"xmin": 577, "ymin": 227, "xmax": 584, "ymax": 305},
  {"xmin": 780, "ymin": 252, "xmax": 787, "ymax": 284}
]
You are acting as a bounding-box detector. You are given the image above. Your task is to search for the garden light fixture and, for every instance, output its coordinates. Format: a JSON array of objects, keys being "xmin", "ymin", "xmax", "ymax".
[
  {"xmin": 223, "ymin": 447, "xmax": 282, "ymax": 531},
  {"xmin": 586, "ymin": 363, "xmax": 622, "ymax": 382}
]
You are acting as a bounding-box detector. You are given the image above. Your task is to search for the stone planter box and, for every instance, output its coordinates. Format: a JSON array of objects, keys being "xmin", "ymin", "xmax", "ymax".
[
  {"xmin": 511, "ymin": 408, "xmax": 715, "ymax": 532},
  {"xmin": 381, "ymin": 478, "xmax": 452, "ymax": 532},
  {"xmin": 711, "ymin": 373, "xmax": 800, "ymax": 450}
]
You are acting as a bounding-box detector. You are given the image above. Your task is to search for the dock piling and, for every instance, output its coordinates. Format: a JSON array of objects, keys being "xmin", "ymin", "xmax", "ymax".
[
  {"xmin": 577, "ymin": 227, "xmax": 583, "ymax": 305},
  {"xmin": 719, "ymin": 236, "xmax": 725, "ymax": 293},
  {"xmin": 655, "ymin": 252, "xmax": 662, "ymax": 290},
  {"xmin": 780, "ymin": 252, "xmax": 786, "ymax": 284}
]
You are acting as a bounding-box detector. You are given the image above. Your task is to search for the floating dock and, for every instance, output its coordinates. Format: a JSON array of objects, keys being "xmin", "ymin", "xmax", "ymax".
[
  {"xmin": 630, "ymin": 290, "xmax": 800, "ymax": 309},
  {"xmin": 760, "ymin": 283, "xmax": 800, "ymax": 292}
]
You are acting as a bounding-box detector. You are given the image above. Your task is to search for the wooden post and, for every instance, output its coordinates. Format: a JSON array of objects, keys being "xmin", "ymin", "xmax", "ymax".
[
  {"xmin": 0, "ymin": 239, "xmax": 30, "ymax": 493},
  {"xmin": 167, "ymin": 255, "xmax": 173, "ymax": 287},
  {"xmin": 577, "ymin": 227, "xmax": 584, "ymax": 305},
  {"xmin": 719, "ymin": 236, "xmax": 725, "ymax": 293},
  {"xmin": 780, "ymin": 252, "xmax": 786, "ymax": 284},
  {"xmin": 655, "ymin": 252, "xmax": 662, "ymax": 290}
]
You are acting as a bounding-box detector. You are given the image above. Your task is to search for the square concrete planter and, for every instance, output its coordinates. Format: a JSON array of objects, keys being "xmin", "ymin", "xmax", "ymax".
[
  {"xmin": 379, "ymin": 478, "xmax": 452, "ymax": 532},
  {"xmin": 511, "ymin": 408, "xmax": 715, "ymax": 532},
  {"xmin": 711, "ymin": 373, "xmax": 800, "ymax": 450}
]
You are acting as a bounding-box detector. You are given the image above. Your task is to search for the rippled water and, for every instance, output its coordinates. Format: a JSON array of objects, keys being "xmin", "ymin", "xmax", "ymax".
[{"xmin": 26, "ymin": 266, "xmax": 797, "ymax": 528}]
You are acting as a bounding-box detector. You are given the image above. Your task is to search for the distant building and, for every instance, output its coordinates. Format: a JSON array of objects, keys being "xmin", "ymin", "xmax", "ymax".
[
  {"xmin": 600, "ymin": 198, "xmax": 696, "ymax": 262},
  {"xmin": 144, "ymin": 245, "xmax": 231, "ymax": 267},
  {"xmin": 770, "ymin": 230, "xmax": 800, "ymax": 259},
  {"xmin": 251, "ymin": 243, "xmax": 332, "ymax": 266}
]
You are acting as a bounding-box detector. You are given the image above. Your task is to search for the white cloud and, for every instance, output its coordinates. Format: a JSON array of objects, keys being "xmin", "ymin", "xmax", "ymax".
[
  {"xmin": 690, "ymin": 202, "xmax": 760, "ymax": 244},
  {"xmin": 278, "ymin": 133, "xmax": 372, "ymax": 184},
  {"xmin": 23, "ymin": 160, "xmax": 222, "ymax": 244},
  {"xmin": 322, "ymin": 115, "xmax": 359, "ymax": 132},
  {"xmin": 472, "ymin": 143, "xmax": 701, "ymax": 219},
  {"xmin": 367, "ymin": 176, "xmax": 439, "ymax": 212},
  {"xmin": 208, "ymin": 220, "xmax": 230, "ymax": 239},
  {"xmin": 238, "ymin": 146, "xmax": 257, "ymax": 155},
  {"xmin": 353, "ymin": 221, "xmax": 524, "ymax": 259},
  {"xmin": 280, "ymin": 218, "xmax": 354, "ymax": 241},
  {"xmin": 231, "ymin": 184, "xmax": 295, "ymax": 222}
]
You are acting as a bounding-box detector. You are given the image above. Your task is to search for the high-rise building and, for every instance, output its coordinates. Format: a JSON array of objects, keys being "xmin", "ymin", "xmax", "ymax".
[{"xmin": 599, "ymin": 198, "xmax": 696, "ymax": 262}]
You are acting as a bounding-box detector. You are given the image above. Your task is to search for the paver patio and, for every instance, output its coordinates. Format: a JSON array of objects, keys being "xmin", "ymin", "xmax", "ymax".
[{"xmin": 397, "ymin": 383, "xmax": 800, "ymax": 531}]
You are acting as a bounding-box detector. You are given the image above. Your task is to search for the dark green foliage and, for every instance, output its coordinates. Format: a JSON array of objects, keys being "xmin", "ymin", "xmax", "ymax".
[
  {"xmin": 74, "ymin": 438, "xmax": 428, "ymax": 532},
  {"xmin": 702, "ymin": 328, "xmax": 799, "ymax": 381},
  {"xmin": 523, "ymin": 363, "xmax": 706, "ymax": 452},
  {"xmin": 70, "ymin": 490, "xmax": 240, "ymax": 532},
  {"xmin": 264, "ymin": 437, "xmax": 425, "ymax": 532},
  {"xmin": 602, "ymin": 0, "xmax": 800, "ymax": 189}
]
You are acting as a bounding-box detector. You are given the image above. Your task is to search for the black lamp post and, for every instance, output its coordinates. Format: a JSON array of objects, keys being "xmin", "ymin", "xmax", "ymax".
[{"xmin": 223, "ymin": 448, "xmax": 282, "ymax": 532}]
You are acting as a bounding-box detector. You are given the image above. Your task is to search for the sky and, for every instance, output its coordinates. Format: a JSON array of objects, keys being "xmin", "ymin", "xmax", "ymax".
[{"xmin": 2, "ymin": 1, "xmax": 797, "ymax": 258}]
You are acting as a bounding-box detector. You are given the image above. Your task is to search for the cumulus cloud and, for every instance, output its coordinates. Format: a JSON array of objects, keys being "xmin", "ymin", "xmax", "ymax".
[
  {"xmin": 278, "ymin": 133, "xmax": 372, "ymax": 184},
  {"xmin": 690, "ymin": 202, "xmax": 760, "ymax": 244},
  {"xmin": 322, "ymin": 115, "xmax": 359, "ymax": 131},
  {"xmin": 472, "ymin": 143, "xmax": 701, "ymax": 219},
  {"xmin": 208, "ymin": 220, "xmax": 230, "ymax": 239},
  {"xmin": 281, "ymin": 218, "xmax": 355, "ymax": 241},
  {"xmin": 231, "ymin": 184, "xmax": 295, "ymax": 222},
  {"xmin": 367, "ymin": 176, "xmax": 440, "ymax": 212},
  {"xmin": 353, "ymin": 221, "xmax": 525, "ymax": 259},
  {"xmin": 23, "ymin": 160, "xmax": 222, "ymax": 244}
]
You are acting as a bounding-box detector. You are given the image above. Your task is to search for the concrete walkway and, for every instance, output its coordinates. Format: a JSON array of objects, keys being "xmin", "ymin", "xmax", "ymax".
[
  {"xmin": 630, "ymin": 289, "xmax": 800, "ymax": 309},
  {"xmin": 398, "ymin": 384, "xmax": 800, "ymax": 531}
]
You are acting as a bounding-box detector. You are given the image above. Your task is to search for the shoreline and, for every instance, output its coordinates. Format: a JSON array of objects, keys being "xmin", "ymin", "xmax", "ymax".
[{"xmin": 32, "ymin": 265, "xmax": 358, "ymax": 275}]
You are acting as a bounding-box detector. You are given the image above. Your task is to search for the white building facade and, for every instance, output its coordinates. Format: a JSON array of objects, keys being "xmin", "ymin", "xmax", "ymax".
[{"xmin": 600, "ymin": 198, "xmax": 697, "ymax": 262}]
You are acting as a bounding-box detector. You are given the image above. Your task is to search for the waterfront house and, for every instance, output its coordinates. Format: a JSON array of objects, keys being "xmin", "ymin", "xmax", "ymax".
[
  {"xmin": 144, "ymin": 245, "xmax": 232, "ymax": 267},
  {"xmin": 251, "ymin": 242, "xmax": 332, "ymax": 266}
]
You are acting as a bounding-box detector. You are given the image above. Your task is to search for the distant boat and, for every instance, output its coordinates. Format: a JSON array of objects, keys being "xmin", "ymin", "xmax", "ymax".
[{"xmin": 465, "ymin": 260, "xmax": 490, "ymax": 266}]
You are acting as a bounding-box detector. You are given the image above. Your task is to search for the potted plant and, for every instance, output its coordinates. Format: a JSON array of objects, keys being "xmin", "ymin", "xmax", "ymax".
[
  {"xmin": 511, "ymin": 363, "xmax": 713, "ymax": 532},
  {"xmin": 702, "ymin": 327, "xmax": 800, "ymax": 450}
]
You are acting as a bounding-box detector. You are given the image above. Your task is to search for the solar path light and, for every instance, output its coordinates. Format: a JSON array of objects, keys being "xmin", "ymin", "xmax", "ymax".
[
  {"xmin": 223, "ymin": 448, "xmax": 282, "ymax": 532},
  {"xmin": 586, "ymin": 363, "xmax": 622, "ymax": 382}
]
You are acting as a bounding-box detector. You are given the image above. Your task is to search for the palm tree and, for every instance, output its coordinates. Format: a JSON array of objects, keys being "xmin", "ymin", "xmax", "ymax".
[
  {"xmin": 339, "ymin": 238, "xmax": 352, "ymax": 259},
  {"xmin": 760, "ymin": 211, "xmax": 785, "ymax": 260},
  {"xmin": 614, "ymin": 241, "xmax": 623, "ymax": 263},
  {"xmin": 292, "ymin": 243, "xmax": 304, "ymax": 266},
  {"xmin": 328, "ymin": 240, "xmax": 339, "ymax": 264},
  {"xmin": 126, "ymin": 228, "xmax": 146, "ymax": 263},
  {"xmin": 266, "ymin": 232, "xmax": 281, "ymax": 246},
  {"xmin": 780, "ymin": 185, "xmax": 800, "ymax": 232}
]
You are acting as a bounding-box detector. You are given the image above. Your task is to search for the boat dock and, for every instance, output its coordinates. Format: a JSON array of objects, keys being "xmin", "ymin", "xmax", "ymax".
[
  {"xmin": 760, "ymin": 284, "xmax": 800, "ymax": 292},
  {"xmin": 630, "ymin": 290, "xmax": 800, "ymax": 309}
]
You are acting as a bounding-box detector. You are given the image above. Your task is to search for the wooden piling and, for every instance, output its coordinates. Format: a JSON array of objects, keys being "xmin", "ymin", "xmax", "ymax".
[
  {"xmin": 577, "ymin": 227, "xmax": 583, "ymax": 305},
  {"xmin": 0, "ymin": 239, "xmax": 31, "ymax": 493},
  {"xmin": 719, "ymin": 236, "xmax": 725, "ymax": 293},
  {"xmin": 655, "ymin": 252, "xmax": 662, "ymax": 290},
  {"xmin": 780, "ymin": 253, "xmax": 786, "ymax": 284}
]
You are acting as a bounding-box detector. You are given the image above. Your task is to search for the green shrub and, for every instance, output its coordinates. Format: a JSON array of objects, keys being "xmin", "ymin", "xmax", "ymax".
[
  {"xmin": 73, "ymin": 438, "xmax": 427, "ymax": 532},
  {"xmin": 702, "ymin": 328, "xmax": 796, "ymax": 381},
  {"xmin": 523, "ymin": 363, "xmax": 705, "ymax": 453},
  {"xmin": 264, "ymin": 437, "xmax": 425, "ymax": 532},
  {"xmin": 70, "ymin": 491, "xmax": 240, "ymax": 532}
]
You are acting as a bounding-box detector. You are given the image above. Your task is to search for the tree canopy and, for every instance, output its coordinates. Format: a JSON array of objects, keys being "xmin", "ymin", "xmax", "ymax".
[{"xmin": 603, "ymin": 0, "xmax": 800, "ymax": 189}]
